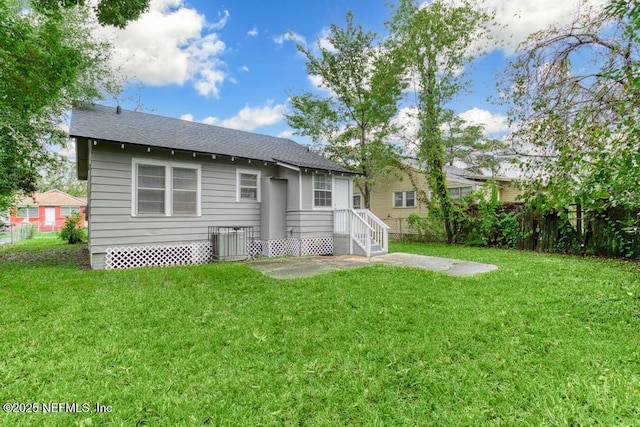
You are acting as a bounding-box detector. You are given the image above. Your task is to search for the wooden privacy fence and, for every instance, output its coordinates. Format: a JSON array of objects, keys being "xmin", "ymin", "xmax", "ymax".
[
  {"xmin": 391, "ymin": 202, "xmax": 640, "ymax": 259},
  {"xmin": 519, "ymin": 205, "xmax": 640, "ymax": 258}
]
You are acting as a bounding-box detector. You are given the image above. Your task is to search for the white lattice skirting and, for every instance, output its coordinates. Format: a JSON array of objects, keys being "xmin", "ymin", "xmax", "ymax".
[
  {"xmin": 105, "ymin": 242, "xmax": 212, "ymax": 270},
  {"xmin": 259, "ymin": 237, "xmax": 333, "ymax": 257},
  {"xmin": 104, "ymin": 237, "xmax": 334, "ymax": 269}
]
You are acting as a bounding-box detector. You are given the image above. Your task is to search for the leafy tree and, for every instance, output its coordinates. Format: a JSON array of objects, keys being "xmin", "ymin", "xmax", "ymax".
[
  {"xmin": 33, "ymin": 0, "xmax": 149, "ymax": 28},
  {"xmin": 387, "ymin": 0, "xmax": 495, "ymax": 243},
  {"xmin": 500, "ymin": 2, "xmax": 639, "ymax": 213},
  {"xmin": 439, "ymin": 109, "xmax": 509, "ymax": 177},
  {"xmin": 286, "ymin": 12, "xmax": 406, "ymax": 208},
  {"xmin": 39, "ymin": 158, "xmax": 87, "ymax": 197},
  {"xmin": 0, "ymin": 0, "xmax": 127, "ymax": 211}
]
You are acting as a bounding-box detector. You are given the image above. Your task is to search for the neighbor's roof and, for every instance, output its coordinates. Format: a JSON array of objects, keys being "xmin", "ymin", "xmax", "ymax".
[
  {"xmin": 69, "ymin": 104, "xmax": 354, "ymax": 174},
  {"xmin": 444, "ymin": 165, "xmax": 513, "ymax": 183},
  {"xmin": 16, "ymin": 189, "xmax": 87, "ymax": 207},
  {"xmin": 404, "ymin": 158, "xmax": 513, "ymax": 183}
]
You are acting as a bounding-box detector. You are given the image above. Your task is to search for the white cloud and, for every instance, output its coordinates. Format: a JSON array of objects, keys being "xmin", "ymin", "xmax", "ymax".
[
  {"xmin": 392, "ymin": 106, "xmax": 420, "ymax": 149},
  {"xmin": 278, "ymin": 130, "xmax": 294, "ymax": 138},
  {"xmin": 247, "ymin": 26, "xmax": 259, "ymax": 37},
  {"xmin": 316, "ymin": 27, "xmax": 337, "ymax": 52},
  {"xmin": 175, "ymin": 104, "xmax": 287, "ymax": 133},
  {"xmin": 307, "ymin": 74, "xmax": 328, "ymax": 92},
  {"xmin": 218, "ymin": 101, "xmax": 287, "ymax": 131},
  {"xmin": 483, "ymin": 0, "xmax": 608, "ymax": 53},
  {"xmin": 458, "ymin": 108, "xmax": 510, "ymax": 136},
  {"xmin": 187, "ymin": 33, "xmax": 226, "ymax": 97},
  {"xmin": 99, "ymin": 0, "xmax": 229, "ymax": 98},
  {"xmin": 209, "ymin": 9, "xmax": 229, "ymax": 31},
  {"xmin": 273, "ymin": 31, "xmax": 306, "ymax": 46},
  {"xmin": 392, "ymin": 106, "xmax": 511, "ymax": 149},
  {"xmin": 241, "ymin": 65, "xmax": 249, "ymax": 72}
]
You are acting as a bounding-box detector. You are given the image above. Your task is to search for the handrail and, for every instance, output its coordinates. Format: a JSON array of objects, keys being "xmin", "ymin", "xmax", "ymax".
[
  {"xmin": 334, "ymin": 209, "xmax": 388, "ymax": 257},
  {"xmin": 355, "ymin": 209, "xmax": 389, "ymax": 254}
]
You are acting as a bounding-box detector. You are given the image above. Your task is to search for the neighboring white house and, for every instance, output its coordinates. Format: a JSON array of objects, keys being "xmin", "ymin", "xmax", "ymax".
[{"xmin": 70, "ymin": 104, "xmax": 387, "ymax": 270}]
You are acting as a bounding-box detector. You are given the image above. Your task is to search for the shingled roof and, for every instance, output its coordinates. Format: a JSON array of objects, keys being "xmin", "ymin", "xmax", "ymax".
[
  {"xmin": 16, "ymin": 189, "xmax": 87, "ymax": 206},
  {"xmin": 70, "ymin": 104, "xmax": 353, "ymax": 174}
]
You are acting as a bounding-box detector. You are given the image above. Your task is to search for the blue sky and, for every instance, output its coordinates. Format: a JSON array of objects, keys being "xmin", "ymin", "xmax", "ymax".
[{"xmin": 96, "ymin": 0, "xmax": 608, "ymax": 144}]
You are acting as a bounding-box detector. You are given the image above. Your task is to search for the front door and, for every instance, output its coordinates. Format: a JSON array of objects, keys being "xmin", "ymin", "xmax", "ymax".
[
  {"xmin": 334, "ymin": 178, "xmax": 350, "ymax": 210},
  {"xmin": 44, "ymin": 207, "xmax": 55, "ymax": 229}
]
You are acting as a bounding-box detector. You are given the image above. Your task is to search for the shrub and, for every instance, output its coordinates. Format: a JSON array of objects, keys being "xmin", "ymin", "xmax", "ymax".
[
  {"xmin": 406, "ymin": 212, "xmax": 447, "ymax": 242},
  {"xmin": 453, "ymin": 182, "xmax": 524, "ymax": 248},
  {"xmin": 58, "ymin": 212, "xmax": 86, "ymax": 244}
]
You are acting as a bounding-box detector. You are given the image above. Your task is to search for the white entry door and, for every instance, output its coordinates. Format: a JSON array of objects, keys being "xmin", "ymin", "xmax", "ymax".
[
  {"xmin": 44, "ymin": 207, "xmax": 55, "ymax": 229},
  {"xmin": 334, "ymin": 178, "xmax": 350, "ymax": 210}
]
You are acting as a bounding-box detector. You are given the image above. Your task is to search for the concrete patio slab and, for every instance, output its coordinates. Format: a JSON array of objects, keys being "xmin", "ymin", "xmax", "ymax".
[{"xmin": 246, "ymin": 252, "xmax": 498, "ymax": 279}]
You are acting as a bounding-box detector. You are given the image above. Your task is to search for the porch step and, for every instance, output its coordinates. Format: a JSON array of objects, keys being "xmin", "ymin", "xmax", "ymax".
[{"xmin": 370, "ymin": 242, "xmax": 387, "ymax": 257}]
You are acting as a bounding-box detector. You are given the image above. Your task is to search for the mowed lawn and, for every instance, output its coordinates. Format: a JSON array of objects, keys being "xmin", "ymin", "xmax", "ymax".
[{"xmin": 1, "ymin": 237, "xmax": 639, "ymax": 426}]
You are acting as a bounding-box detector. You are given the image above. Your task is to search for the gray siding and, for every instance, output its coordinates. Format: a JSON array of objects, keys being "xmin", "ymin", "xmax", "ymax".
[
  {"xmin": 88, "ymin": 142, "xmax": 275, "ymax": 268},
  {"xmin": 86, "ymin": 141, "xmax": 354, "ymax": 268},
  {"xmin": 286, "ymin": 210, "xmax": 333, "ymax": 239},
  {"xmin": 300, "ymin": 172, "xmax": 313, "ymax": 210},
  {"xmin": 276, "ymin": 166, "xmax": 301, "ymax": 211}
]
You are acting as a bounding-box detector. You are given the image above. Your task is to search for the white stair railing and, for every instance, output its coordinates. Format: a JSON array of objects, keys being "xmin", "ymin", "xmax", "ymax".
[
  {"xmin": 334, "ymin": 209, "xmax": 389, "ymax": 257},
  {"xmin": 355, "ymin": 209, "xmax": 389, "ymax": 254}
]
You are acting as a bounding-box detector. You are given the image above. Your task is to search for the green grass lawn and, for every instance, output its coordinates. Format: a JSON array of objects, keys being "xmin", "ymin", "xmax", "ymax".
[{"xmin": 1, "ymin": 237, "xmax": 639, "ymax": 426}]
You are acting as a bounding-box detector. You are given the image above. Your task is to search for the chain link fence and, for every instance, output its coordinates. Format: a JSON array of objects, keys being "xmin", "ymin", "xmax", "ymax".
[{"xmin": 0, "ymin": 223, "xmax": 35, "ymax": 246}]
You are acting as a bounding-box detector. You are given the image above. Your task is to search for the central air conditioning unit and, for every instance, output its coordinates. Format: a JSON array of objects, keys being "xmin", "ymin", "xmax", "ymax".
[{"xmin": 209, "ymin": 226, "xmax": 251, "ymax": 261}]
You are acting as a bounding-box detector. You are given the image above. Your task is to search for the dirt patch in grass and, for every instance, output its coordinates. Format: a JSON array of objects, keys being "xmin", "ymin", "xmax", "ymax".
[{"xmin": 0, "ymin": 244, "xmax": 90, "ymax": 269}]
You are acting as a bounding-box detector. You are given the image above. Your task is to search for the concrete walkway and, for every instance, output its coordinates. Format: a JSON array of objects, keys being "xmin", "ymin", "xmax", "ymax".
[{"xmin": 246, "ymin": 252, "xmax": 498, "ymax": 279}]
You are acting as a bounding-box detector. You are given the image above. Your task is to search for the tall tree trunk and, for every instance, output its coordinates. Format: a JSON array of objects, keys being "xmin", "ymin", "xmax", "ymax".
[
  {"xmin": 431, "ymin": 159, "xmax": 455, "ymax": 243},
  {"xmin": 364, "ymin": 182, "xmax": 371, "ymax": 209}
]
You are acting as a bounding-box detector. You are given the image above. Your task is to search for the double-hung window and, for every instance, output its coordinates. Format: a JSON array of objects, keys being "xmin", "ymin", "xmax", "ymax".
[
  {"xmin": 314, "ymin": 174, "xmax": 332, "ymax": 208},
  {"xmin": 449, "ymin": 186, "xmax": 472, "ymax": 200},
  {"xmin": 133, "ymin": 159, "xmax": 201, "ymax": 216},
  {"xmin": 236, "ymin": 169, "xmax": 260, "ymax": 202},
  {"xmin": 60, "ymin": 206, "xmax": 81, "ymax": 217},
  {"xmin": 16, "ymin": 206, "xmax": 39, "ymax": 218},
  {"xmin": 172, "ymin": 168, "xmax": 198, "ymax": 214},
  {"xmin": 393, "ymin": 190, "xmax": 416, "ymax": 208}
]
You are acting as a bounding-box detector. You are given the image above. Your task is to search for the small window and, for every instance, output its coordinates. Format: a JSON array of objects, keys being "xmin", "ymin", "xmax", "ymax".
[
  {"xmin": 353, "ymin": 194, "xmax": 362, "ymax": 209},
  {"xmin": 314, "ymin": 174, "xmax": 332, "ymax": 207},
  {"xmin": 236, "ymin": 169, "xmax": 260, "ymax": 202},
  {"xmin": 17, "ymin": 206, "xmax": 39, "ymax": 218},
  {"xmin": 61, "ymin": 206, "xmax": 81, "ymax": 217},
  {"xmin": 393, "ymin": 191, "xmax": 416, "ymax": 208}
]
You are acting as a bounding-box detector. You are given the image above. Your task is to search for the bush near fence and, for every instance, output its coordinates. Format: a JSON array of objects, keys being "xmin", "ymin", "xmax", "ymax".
[{"xmin": 393, "ymin": 202, "xmax": 640, "ymax": 260}]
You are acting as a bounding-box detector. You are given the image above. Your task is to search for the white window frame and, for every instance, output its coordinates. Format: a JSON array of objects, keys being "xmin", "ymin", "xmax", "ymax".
[
  {"xmin": 393, "ymin": 190, "xmax": 416, "ymax": 208},
  {"xmin": 236, "ymin": 169, "xmax": 261, "ymax": 202},
  {"xmin": 449, "ymin": 186, "xmax": 473, "ymax": 200},
  {"xmin": 17, "ymin": 206, "xmax": 39, "ymax": 218},
  {"xmin": 313, "ymin": 173, "xmax": 333, "ymax": 209},
  {"xmin": 131, "ymin": 158, "xmax": 201, "ymax": 217},
  {"xmin": 60, "ymin": 206, "xmax": 81, "ymax": 217}
]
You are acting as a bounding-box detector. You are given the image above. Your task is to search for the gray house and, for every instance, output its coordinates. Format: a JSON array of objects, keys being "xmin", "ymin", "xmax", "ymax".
[{"xmin": 70, "ymin": 105, "xmax": 388, "ymax": 270}]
